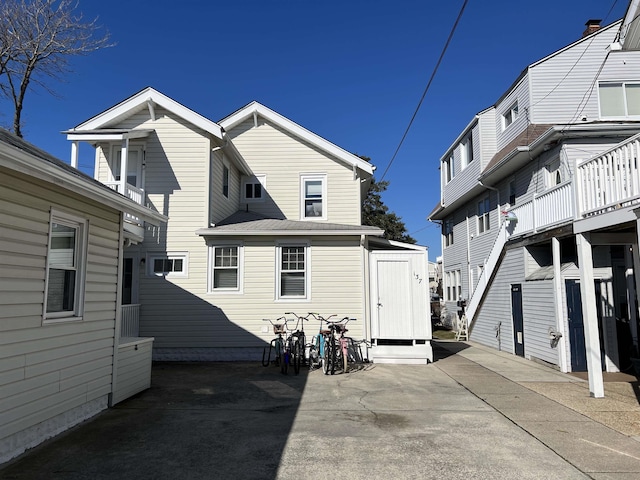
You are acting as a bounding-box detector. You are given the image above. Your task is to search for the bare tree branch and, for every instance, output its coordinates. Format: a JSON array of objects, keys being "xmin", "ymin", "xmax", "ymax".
[{"xmin": 0, "ymin": 0, "xmax": 113, "ymax": 137}]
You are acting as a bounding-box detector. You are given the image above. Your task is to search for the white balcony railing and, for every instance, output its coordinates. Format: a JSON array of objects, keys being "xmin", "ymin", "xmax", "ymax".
[
  {"xmin": 104, "ymin": 181, "xmax": 144, "ymax": 226},
  {"xmin": 120, "ymin": 304, "xmax": 141, "ymax": 338},
  {"xmin": 577, "ymin": 133, "xmax": 640, "ymax": 217}
]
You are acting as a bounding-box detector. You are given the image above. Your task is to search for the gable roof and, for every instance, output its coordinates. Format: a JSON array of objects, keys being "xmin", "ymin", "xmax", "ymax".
[
  {"xmin": 196, "ymin": 210, "xmax": 384, "ymax": 237},
  {"xmin": 0, "ymin": 129, "xmax": 166, "ymax": 226},
  {"xmin": 218, "ymin": 101, "xmax": 375, "ymax": 175},
  {"xmin": 71, "ymin": 87, "xmax": 224, "ymax": 139}
]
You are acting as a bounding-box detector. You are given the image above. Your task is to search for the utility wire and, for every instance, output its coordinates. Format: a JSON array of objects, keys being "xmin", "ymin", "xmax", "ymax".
[{"xmin": 379, "ymin": 0, "xmax": 470, "ymax": 182}]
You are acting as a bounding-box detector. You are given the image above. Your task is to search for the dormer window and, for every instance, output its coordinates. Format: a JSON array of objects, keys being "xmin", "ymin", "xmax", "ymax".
[
  {"xmin": 502, "ymin": 102, "xmax": 519, "ymax": 130},
  {"xmin": 599, "ymin": 82, "xmax": 640, "ymax": 117},
  {"xmin": 545, "ymin": 158, "xmax": 563, "ymax": 187},
  {"xmin": 444, "ymin": 154, "xmax": 454, "ymax": 183}
]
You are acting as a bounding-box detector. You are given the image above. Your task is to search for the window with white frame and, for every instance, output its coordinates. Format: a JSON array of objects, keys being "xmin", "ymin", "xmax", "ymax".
[
  {"xmin": 461, "ymin": 133, "xmax": 474, "ymax": 170},
  {"xmin": 222, "ymin": 164, "xmax": 229, "ymax": 198},
  {"xmin": 110, "ymin": 145, "xmax": 143, "ymax": 188},
  {"xmin": 242, "ymin": 175, "xmax": 266, "ymax": 202},
  {"xmin": 446, "ymin": 271, "xmax": 452, "ymax": 301},
  {"xmin": 444, "ymin": 218, "xmax": 454, "ymax": 247},
  {"xmin": 45, "ymin": 211, "xmax": 87, "ymax": 320},
  {"xmin": 477, "ymin": 197, "xmax": 490, "ymax": 234},
  {"xmin": 149, "ymin": 253, "xmax": 188, "ymax": 277},
  {"xmin": 502, "ymin": 102, "xmax": 519, "ymax": 129},
  {"xmin": 444, "ymin": 154, "xmax": 454, "ymax": 183},
  {"xmin": 301, "ymin": 174, "xmax": 326, "ymax": 220},
  {"xmin": 456, "ymin": 270, "xmax": 461, "ymax": 300},
  {"xmin": 545, "ymin": 157, "xmax": 563, "ymax": 187},
  {"xmin": 445, "ymin": 270, "xmax": 461, "ymax": 301},
  {"xmin": 599, "ymin": 82, "xmax": 640, "ymax": 118},
  {"xmin": 277, "ymin": 244, "xmax": 309, "ymax": 299},
  {"xmin": 210, "ymin": 244, "xmax": 242, "ymax": 292}
]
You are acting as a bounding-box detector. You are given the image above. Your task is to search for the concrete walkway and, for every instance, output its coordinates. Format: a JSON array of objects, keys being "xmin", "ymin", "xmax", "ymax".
[{"xmin": 1, "ymin": 340, "xmax": 640, "ymax": 479}]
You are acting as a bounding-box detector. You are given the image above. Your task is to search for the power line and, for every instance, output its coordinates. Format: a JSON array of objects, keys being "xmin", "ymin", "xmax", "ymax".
[{"xmin": 379, "ymin": 0, "xmax": 470, "ymax": 182}]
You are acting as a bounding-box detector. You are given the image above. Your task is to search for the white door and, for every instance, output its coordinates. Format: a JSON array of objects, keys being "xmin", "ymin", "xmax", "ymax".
[
  {"xmin": 376, "ymin": 259, "xmax": 413, "ymax": 339},
  {"xmin": 110, "ymin": 146, "xmax": 143, "ymax": 188}
]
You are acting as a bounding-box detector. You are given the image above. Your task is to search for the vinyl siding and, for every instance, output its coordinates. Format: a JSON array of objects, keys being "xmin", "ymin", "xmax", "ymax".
[
  {"xmin": 522, "ymin": 279, "xmax": 560, "ymax": 365},
  {"xmin": 0, "ymin": 167, "xmax": 121, "ymax": 450},
  {"xmin": 471, "ymin": 248, "xmax": 524, "ymax": 350},
  {"xmin": 137, "ymin": 236, "xmax": 365, "ymax": 351},
  {"xmin": 478, "ymin": 108, "xmax": 497, "ymax": 170},
  {"xmin": 210, "ymin": 150, "xmax": 241, "ymax": 225},
  {"xmin": 529, "ymin": 26, "xmax": 619, "ymax": 124},
  {"xmin": 225, "ymin": 118, "xmax": 362, "ymax": 225},
  {"xmin": 495, "ymin": 76, "xmax": 531, "ymax": 152},
  {"xmin": 442, "ymin": 121, "xmax": 482, "ymax": 207}
]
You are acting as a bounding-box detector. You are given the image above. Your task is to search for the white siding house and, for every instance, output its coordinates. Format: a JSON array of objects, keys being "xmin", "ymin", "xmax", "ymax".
[
  {"xmin": 430, "ymin": 10, "xmax": 640, "ymax": 398},
  {"xmin": 0, "ymin": 130, "xmax": 165, "ymax": 464},
  {"xmin": 64, "ymin": 88, "xmax": 433, "ymax": 366}
]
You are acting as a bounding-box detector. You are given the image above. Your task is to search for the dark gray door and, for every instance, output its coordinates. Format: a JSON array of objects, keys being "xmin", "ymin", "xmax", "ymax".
[
  {"xmin": 511, "ymin": 284, "xmax": 524, "ymax": 357},
  {"xmin": 566, "ymin": 279, "xmax": 587, "ymax": 371}
]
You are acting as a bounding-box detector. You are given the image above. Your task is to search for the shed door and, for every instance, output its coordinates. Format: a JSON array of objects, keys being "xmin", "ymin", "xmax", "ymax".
[{"xmin": 376, "ymin": 259, "xmax": 412, "ymax": 339}]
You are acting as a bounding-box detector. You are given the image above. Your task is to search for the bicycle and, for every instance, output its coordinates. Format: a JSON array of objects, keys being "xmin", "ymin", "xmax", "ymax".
[
  {"xmin": 307, "ymin": 312, "xmax": 337, "ymax": 373},
  {"xmin": 284, "ymin": 312, "xmax": 310, "ymax": 374},
  {"xmin": 261, "ymin": 317, "xmax": 288, "ymax": 372},
  {"xmin": 326, "ymin": 317, "xmax": 356, "ymax": 374}
]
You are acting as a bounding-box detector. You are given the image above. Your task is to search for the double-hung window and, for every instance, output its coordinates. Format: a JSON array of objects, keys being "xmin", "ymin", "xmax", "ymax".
[
  {"xmin": 149, "ymin": 252, "xmax": 188, "ymax": 277},
  {"xmin": 277, "ymin": 244, "xmax": 309, "ymax": 300},
  {"xmin": 478, "ymin": 197, "xmax": 490, "ymax": 234},
  {"xmin": 301, "ymin": 174, "xmax": 326, "ymax": 220},
  {"xmin": 444, "ymin": 154, "xmax": 454, "ymax": 183},
  {"xmin": 461, "ymin": 133, "xmax": 474, "ymax": 170},
  {"xmin": 210, "ymin": 244, "xmax": 242, "ymax": 292},
  {"xmin": 599, "ymin": 82, "xmax": 640, "ymax": 118},
  {"xmin": 444, "ymin": 218, "xmax": 454, "ymax": 247},
  {"xmin": 502, "ymin": 102, "xmax": 519, "ymax": 130},
  {"xmin": 44, "ymin": 211, "xmax": 87, "ymax": 321},
  {"xmin": 242, "ymin": 175, "xmax": 266, "ymax": 202}
]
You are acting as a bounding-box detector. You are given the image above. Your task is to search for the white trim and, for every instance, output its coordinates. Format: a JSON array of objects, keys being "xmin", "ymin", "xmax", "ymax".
[
  {"xmin": 300, "ymin": 173, "xmax": 327, "ymax": 221},
  {"xmin": 196, "ymin": 227, "xmax": 383, "ymax": 237},
  {"xmin": 72, "ymin": 88, "xmax": 224, "ymax": 139},
  {"xmin": 43, "ymin": 209, "xmax": 88, "ymax": 323},
  {"xmin": 147, "ymin": 251, "xmax": 189, "ymax": 278},
  {"xmin": 207, "ymin": 242, "xmax": 244, "ymax": 294},
  {"xmin": 219, "ymin": 102, "xmax": 374, "ymax": 175}
]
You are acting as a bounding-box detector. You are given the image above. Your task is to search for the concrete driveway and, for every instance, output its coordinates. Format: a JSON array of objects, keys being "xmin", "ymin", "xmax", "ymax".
[{"xmin": 2, "ymin": 341, "xmax": 640, "ymax": 479}]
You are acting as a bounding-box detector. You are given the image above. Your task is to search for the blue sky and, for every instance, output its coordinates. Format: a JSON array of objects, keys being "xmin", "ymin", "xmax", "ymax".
[{"xmin": 1, "ymin": 0, "xmax": 630, "ymax": 261}]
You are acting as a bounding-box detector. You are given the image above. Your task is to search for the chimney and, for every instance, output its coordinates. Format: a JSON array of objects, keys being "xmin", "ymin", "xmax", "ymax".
[{"xmin": 582, "ymin": 19, "xmax": 601, "ymax": 37}]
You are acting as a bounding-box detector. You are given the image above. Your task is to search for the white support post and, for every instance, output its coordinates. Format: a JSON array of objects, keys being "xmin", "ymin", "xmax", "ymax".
[
  {"xmin": 552, "ymin": 237, "xmax": 568, "ymax": 372},
  {"xmin": 576, "ymin": 233, "xmax": 605, "ymax": 398},
  {"xmin": 120, "ymin": 138, "xmax": 129, "ymax": 196},
  {"xmin": 70, "ymin": 141, "xmax": 79, "ymax": 169}
]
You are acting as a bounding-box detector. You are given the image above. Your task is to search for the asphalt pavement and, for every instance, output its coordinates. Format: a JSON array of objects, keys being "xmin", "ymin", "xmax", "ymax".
[{"xmin": 2, "ymin": 340, "xmax": 640, "ymax": 479}]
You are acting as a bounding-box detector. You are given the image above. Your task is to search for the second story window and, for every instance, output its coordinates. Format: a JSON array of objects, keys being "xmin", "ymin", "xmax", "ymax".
[
  {"xmin": 300, "ymin": 174, "xmax": 326, "ymax": 220},
  {"xmin": 223, "ymin": 164, "xmax": 229, "ymax": 198},
  {"xmin": 509, "ymin": 180, "xmax": 516, "ymax": 205},
  {"xmin": 444, "ymin": 218, "xmax": 454, "ymax": 247},
  {"xmin": 461, "ymin": 133, "xmax": 474, "ymax": 170},
  {"xmin": 478, "ymin": 197, "xmax": 490, "ymax": 234},
  {"xmin": 599, "ymin": 82, "xmax": 640, "ymax": 118},
  {"xmin": 444, "ymin": 154, "xmax": 454, "ymax": 183},
  {"xmin": 148, "ymin": 252, "xmax": 188, "ymax": 278},
  {"xmin": 502, "ymin": 102, "xmax": 519, "ymax": 130},
  {"xmin": 242, "ymin": 175, "xmax": 266, "ymax": 202}
]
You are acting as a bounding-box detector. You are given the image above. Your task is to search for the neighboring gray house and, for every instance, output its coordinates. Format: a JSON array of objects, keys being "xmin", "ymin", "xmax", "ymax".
[
  {"xmin": 429, "ymin": 8, "xmax": 640, "ymax": 397},
  {"xmin": 64, "ymin": 89, "xmax": 432, "ymax": 366},
  {"xmin": 0, "ymin": 130, "xmax": 165, "ymax": 463}
]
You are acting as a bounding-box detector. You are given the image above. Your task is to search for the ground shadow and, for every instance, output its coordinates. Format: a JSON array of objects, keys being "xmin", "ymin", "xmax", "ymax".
[{"xmin": 431, "ymin": 339, "xmax": 471, "ymax": 362}]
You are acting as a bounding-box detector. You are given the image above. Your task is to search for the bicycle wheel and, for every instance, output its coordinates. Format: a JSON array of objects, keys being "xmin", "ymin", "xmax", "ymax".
[
  {"xmin": 293, "ymin": 339, "xmax": 303, "ymax": 374},
  {"xmin": 322, "ymin": 339, "xmax": 331, "ymax": 375},
  {"xmin": 329, "ymin": 338, "xmax": 337, "ymax": 375}
]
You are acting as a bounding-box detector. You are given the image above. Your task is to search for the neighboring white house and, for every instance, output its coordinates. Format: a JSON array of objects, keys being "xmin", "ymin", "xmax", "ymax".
[
  {"xmin": 0, "ymin": 129, "xmax": 165, "ymax": 464},
  {"xmin": 429, "ymin": 8, "xmax": 640, "ymax": 397},
  {"xmin": 64, "ymin": 88, "xmax": 432, "ymax": 366}
]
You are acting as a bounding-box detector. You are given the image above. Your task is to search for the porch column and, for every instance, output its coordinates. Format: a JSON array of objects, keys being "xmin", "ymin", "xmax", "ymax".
[
  {"xmin": 552, "ymin": 237, "xmax": 568, "ymax": 372},
  {"xmin": 576, "ymin": 232, "xmax": 604, "ymax": 398},
  {"xmin": 70, "ymin": 141, "xmax": 79, "ymax": 169},
  {"xmin": 119, "ymin": 138, "xmax": 129, "ymax": 196}
]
